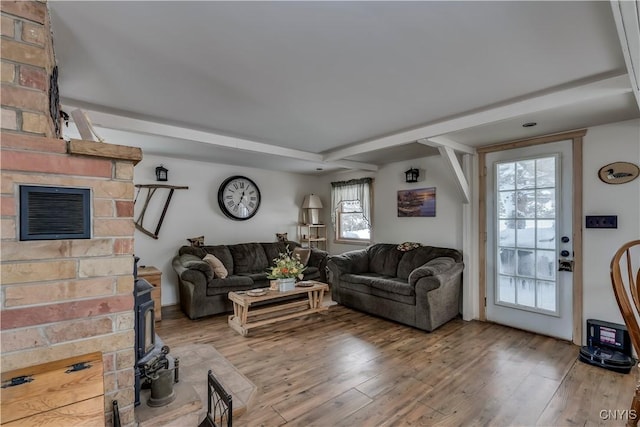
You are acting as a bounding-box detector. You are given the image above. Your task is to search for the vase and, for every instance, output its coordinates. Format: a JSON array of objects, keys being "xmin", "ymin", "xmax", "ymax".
[{"xmin": 277, "ymin": 277, "xmax": 296, "ymax": 292}]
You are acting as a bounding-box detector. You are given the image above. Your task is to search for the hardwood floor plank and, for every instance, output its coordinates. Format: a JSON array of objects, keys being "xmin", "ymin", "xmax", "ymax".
[
  {"xmin": 157, "ymin": 304, "xmax": 636, "ymax": 426},
  {"xmin": 285, "ymin": 388, "xmax": 372, "ymax": 426}
]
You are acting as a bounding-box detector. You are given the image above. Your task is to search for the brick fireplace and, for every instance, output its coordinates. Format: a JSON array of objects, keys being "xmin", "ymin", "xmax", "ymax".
[{"xmin": 1, "ymin": 1, "xmax": 140, "ymax": 425}]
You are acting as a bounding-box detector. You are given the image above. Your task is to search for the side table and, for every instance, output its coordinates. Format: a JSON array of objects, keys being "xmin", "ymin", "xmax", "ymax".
[{"xmin": 138, "ymin": 266, "xmax": 162, "ymax": 321}]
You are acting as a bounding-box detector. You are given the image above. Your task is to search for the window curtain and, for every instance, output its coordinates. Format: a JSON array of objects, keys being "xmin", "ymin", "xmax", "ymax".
[{"xmin": 330, "ymin": 177, "xmax": 373, "ymax": 229}]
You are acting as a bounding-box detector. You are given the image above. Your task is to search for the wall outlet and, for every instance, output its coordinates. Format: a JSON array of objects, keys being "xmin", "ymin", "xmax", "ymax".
[{"xmin": 585, "ymin": 215, "xmax": 618, "ymax": 229}]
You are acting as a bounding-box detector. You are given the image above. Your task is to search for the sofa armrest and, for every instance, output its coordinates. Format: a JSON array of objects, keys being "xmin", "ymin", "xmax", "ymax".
[
  {"xmin": 172, "ymin": 254, "xmax": 214, "ymax": 288},
  {"xmin": 327, "ymin": 248, "xmax": 369, "ymax": 279},
  {"xmin": 408, "ymin": 257, "xmax": 457, "ymax": 287}
]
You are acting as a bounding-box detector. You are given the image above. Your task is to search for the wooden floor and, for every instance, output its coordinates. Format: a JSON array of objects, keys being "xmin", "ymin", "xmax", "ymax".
[{"xmin": 157, "ymin": 303, "xmax": 635, "ymax": 427}]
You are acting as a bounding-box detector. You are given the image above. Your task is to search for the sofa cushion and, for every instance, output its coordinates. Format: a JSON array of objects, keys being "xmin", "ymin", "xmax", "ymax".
[
  {"xmin": 203, "ymin": 254, "xmax": 229, "ymax": 278},
  {"xmin": 302, "ymin": 266, "xmax": 320, "ymax": 280},
  {"xmin": 342, "ymin": 273, "xmax": 414, "ymax": 296},
  {"xmin": 202, "ymin": 246, "xmax": 234, "ymax": 274},
  {"xmin": 341, "ymin": 280, "xmax": 415, "ymax": 305},
  {"xmin": 367, "ymin": 244, "xmax": 403, "ymax": 277},
  {"xmin": 237, "ymin": 272, "xmax": 269, "ymax": 282},
  {"xmin": 293, "ymin": 247, "xmax": 311, "ymax": 266},
  {"xmin": 261, "ymin": 242, "xmax": 290, "ymax": 264},
  {"xmin": 206, "ymin": 276, "xmax": 254, "ymax": 296},
  {"xmin": 228, "ymin": 243, "xmax": 269, "ymax": 274}
]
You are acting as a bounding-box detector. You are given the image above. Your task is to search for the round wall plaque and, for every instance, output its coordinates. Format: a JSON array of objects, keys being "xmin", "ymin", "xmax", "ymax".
[{"xmin": 598, "ymin": 162, "xmax": 639, "ymax": 185}]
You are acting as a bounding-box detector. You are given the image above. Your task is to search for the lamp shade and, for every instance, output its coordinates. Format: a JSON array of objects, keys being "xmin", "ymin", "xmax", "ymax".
[{"xmin": 302, "ymin": 194, "xmax": 323, "ymax": 209}]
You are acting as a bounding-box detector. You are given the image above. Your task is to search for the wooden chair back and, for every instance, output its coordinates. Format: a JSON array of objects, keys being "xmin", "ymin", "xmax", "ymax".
[
  {"xmin": 611, "ymin": 239, "xmax": 640, "ymax": 427},
  {"xmin": 611, "ymin": 240, "xmax": 640, "ymax": 353}
]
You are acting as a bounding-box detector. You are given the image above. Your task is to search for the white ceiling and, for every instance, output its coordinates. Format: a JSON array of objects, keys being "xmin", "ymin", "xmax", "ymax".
[{"xmin": 49, "ymin": 1, "xmax": 639, "ymax": 174}]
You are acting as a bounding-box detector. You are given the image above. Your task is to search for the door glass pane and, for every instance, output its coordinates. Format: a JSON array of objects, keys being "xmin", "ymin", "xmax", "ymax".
[
  {"xmin": 498, "ymin": 191, "xmax": 516, "ymax": 218},
  {"xmin": 516, "ymin": 278, "xmax": 535, "ymax": 307},
  {"xmin": 498, "ymin": 163, "xmax": 515, "ymax": 190},
  {"xmin": 537, "ymin": 280, "xmax": 556, "ymax": 311},
  {"xmin": 536, "ymin": 157, "xmax": 556, "ymax": 187},
  {"xmin": 517, "ymin": 249, "xmax": 535, "ymax": 276},
  {"xmin": 516, "ymin": 220, "xmax": 535, "ymax": 248},
  {"xmin": 536, "ymin": 250, "xmax": 555, "ymax": 280},
  {"xmin": 537, "ymin": 220, "xmax": 555, "ymax": 249},
  {"xmin": 536, "ymin": 189, "xmax": 555, "ymax": 218},
  {"xmin": 499, "ymin": 220, "xmax": 516, "ymax": 246},
  {"xmin": 498, "ymin": 248, "xmax": 516, "ymax": 275},
  {"xmin": 516, "ymin": 190, "xmax": 535, "ymax": 218},
  {"xmin": 498, "ymin": 275, "xmax": 515, "ymax": 303},
  {"xmin": 516, "ymin": 160, "xmax": 536, "ymax": 189},
  {"xmin": 495, "ymin": 155, "xmax": 559, "ymax": 314}
]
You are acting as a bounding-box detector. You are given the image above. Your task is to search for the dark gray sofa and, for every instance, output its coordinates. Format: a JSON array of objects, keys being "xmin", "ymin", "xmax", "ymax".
[
  {"xmin": 327, "ymin": 243, "xmax": 463, "ymax": 331},
  {"xmin": 172, "ymin": 241, "xmax": 328, "ymax": 319}
]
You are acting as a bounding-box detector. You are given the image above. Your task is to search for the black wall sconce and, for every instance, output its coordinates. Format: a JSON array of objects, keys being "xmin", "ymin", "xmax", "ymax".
[
  {"xmin": 155, "ymin": 165, "xmax": 168, "ymax": 182},
  {"xmin": 405, "ymin": 168, "xmax": 419, "ymax": 183}
]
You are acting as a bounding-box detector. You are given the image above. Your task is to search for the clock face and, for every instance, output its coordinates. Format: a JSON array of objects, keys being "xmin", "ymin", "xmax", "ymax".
[{"xmin": 217, "ymin": 176, "xmax": 261, "ymax": 221}]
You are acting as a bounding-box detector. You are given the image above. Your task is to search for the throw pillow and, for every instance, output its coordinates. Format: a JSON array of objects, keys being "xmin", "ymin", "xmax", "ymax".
[
  {"xmin": 203, "ymin": 254, "xmax": 228, "ymax": 278},
  {"xmin": 293, "ymin": 247, "xmax": 311, "ymax": 266},
  {"xmin": 276, "ymin": 232, "xmax": 288, "ymax": 242},
  {"xmin": 397, "ymin": 242, "xmax": 422, "ymax": 252},
  {"xmin": 187, "ymin": 235, "xmax": 204, "ymax": 247}
]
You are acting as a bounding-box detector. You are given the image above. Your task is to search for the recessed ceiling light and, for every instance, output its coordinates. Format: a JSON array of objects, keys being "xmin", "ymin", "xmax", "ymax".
[{"xmin": 522, "ymin": 122, "xmax": 537, "ymax": 128}]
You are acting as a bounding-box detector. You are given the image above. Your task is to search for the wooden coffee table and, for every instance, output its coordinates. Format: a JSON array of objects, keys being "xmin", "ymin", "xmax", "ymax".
[{"xmin": 227, "ymin": 281, "xmax": 329, "ymax": 336}]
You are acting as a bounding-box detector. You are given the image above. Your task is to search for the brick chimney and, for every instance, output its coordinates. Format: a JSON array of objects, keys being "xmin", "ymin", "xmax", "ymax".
[{"xmin": 1, "ymin": 1, "xmax": 140, "ymax": 425}]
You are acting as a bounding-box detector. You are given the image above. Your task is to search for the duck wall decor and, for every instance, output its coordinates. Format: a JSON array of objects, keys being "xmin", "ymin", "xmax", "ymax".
[{"xmin": 598, "ymin": 161, "xmax": 640, "ymax": 184}]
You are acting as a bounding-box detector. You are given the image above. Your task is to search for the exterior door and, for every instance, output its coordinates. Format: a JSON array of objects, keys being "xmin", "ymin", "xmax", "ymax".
[{"xmin": 486, "ymin": 140, "xmax": 573, "ymax": 340}]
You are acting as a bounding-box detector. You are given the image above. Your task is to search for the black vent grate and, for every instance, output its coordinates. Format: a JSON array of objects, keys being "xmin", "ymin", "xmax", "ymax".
[{"xmin": 20, "ymin": 186, "xmax": 91, "ymax": 240}]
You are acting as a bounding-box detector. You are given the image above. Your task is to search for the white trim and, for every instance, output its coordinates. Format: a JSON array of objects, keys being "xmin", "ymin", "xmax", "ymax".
[
  {"xmin": 62, "ymin": 103, "xmax": 380, "ymax": 171},
  {"xmin": 435, "ymin": 145, "xmax": 471, "ymax": 204},
  {"xmin": 419, "ymin": 136, "xmax": 476, "ymax": 155}
]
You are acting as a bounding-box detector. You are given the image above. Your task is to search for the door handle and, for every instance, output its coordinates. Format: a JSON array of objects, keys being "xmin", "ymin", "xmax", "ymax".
[{"xmin": 558, "ymin": 258, "xmax": 574, "ymax": 272}]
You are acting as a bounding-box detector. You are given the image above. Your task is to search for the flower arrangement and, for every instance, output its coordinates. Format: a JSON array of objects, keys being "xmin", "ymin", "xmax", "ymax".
[{"xmin": 266, "ymin": 248, "xmax": 306, "ymax": 280}]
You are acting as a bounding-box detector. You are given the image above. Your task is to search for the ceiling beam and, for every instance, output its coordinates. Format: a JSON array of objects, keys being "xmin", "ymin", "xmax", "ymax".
[
  {"xmin": 418, "ymin": 136, "xmax": 476, "ymax": 155},
  {"xmin": 330, "ymin": 160, "xmax": 378, "ymax": 172},
  {"xmin": 322, "ymin": 73, "xmax": 631, "ymax": 162},
  {"xmin": 610, "ymin": 1, "xmax": 640, "ymax": 109},
  {"xmin": 61, "ymin": 104, "xmax": 379, "ymax": 171}
]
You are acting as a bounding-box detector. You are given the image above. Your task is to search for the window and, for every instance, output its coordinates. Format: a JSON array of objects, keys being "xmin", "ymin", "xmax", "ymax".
[{"xmin": 331, "ymin": 178, "xmax": 373, "ymax": 243}]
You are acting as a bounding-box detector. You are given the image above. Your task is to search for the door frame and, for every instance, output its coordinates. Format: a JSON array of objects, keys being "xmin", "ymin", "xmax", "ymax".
[{"xmin": 477, "ymin": 129, "xmax": 586, "ymax": 345}]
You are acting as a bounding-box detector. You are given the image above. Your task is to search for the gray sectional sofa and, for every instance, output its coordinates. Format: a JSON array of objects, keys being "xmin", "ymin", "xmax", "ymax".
[
  {"xmin": 172, "ymin": 241, "xmax": 328, "ymax": 319},
  {"xmin": 327, "ymin": 243, "xmax": 463, "ymax": 331}
]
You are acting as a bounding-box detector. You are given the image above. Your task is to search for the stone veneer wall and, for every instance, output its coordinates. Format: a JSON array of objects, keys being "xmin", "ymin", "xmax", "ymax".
[{"xmin": 1, "ymin": 1, "xmax": 139, "ymax": 425}]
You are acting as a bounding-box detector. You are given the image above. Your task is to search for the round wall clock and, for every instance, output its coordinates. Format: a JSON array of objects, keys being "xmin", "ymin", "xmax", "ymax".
[{"xmin": 217, "ymin": 175, "xmax": 261, "ymax": 220}]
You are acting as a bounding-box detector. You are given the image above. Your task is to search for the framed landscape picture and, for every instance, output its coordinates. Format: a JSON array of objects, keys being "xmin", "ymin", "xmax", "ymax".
[{"xmin": 397, "ymin": 187, "xmax": 436, "ymax": 217}]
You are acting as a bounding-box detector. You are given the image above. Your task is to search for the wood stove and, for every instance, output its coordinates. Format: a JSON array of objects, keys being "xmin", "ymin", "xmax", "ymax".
[{"xmin": 134, "ymin": 256, "xmax": 176, "ymax": 406}]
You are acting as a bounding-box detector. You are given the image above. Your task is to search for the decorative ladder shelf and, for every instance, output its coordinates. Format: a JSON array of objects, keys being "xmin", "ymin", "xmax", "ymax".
[{"xmin": 134, "ymin": 184, "xmax": 188, "ymax": 239}]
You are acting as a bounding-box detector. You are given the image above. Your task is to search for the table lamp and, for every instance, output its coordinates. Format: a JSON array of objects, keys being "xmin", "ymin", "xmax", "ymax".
[{"xmin": 302, "ymin": 194, "xmax": 323, "ymax": 224}]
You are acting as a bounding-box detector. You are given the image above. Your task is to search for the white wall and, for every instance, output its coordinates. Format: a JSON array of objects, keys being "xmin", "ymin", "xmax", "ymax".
[
  {"xmin": 134, "ymin": 154, "xmax": 318, "ymax": 305},
  {"xmin": 134, "ymin": 118, "xmax": 640, "ymax": 331},
  {"xmin": 582, "ymin": 118, "xmax": 640, "ymax": 341},
  {"xmin": 316, "ymin": 155, "xmax": 465, "ymax": 255}
]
